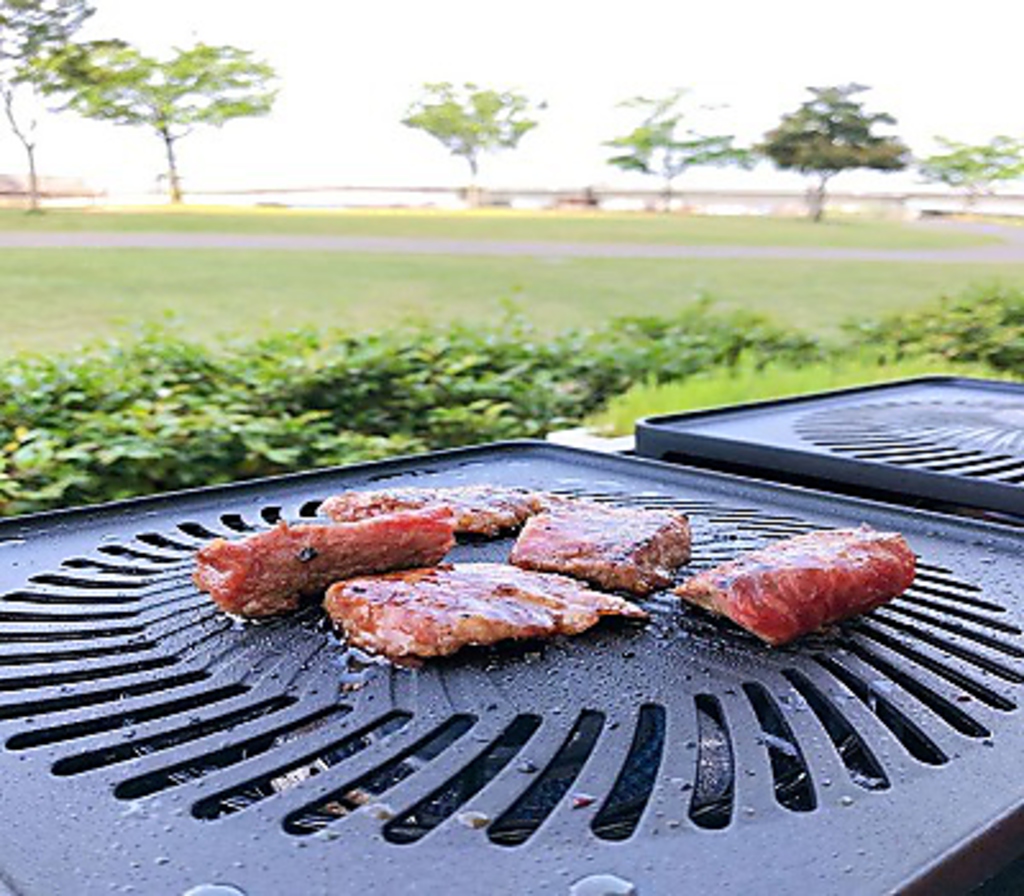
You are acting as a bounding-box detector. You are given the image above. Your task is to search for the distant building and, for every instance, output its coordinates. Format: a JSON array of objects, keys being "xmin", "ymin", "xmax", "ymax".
[{"xmin": 0, "ymin": 174, "xmax": 101, "ymax": 207}]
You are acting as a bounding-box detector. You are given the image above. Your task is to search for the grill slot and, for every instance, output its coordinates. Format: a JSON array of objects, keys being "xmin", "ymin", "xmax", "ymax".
[
  {"xmin": 284, "ymin": 714, "xmax": 475, "ymax": 834},
  {"xmin": 853, "ymin": 624, "xmax": 1016, "ymax": 710},
  {"xmin": 591, "ymin": 703, "xmax": 666, "ymax": 841},
  {"xmin": 52, "ymin": 694, "xmax": 297, "ymax": 777},
  {"xmin": 743, "ymin": 683, "xmax": 815, "ymax": 812},
  {"xmin": 688, "ymin": 694, "xmax": 734, "ymax": 829},
  {"xmin": 0, "ymin": 622, "xmax": 146, "ymax": 643},
  {"xmin": 118, "ymin": 704, "xmax": 351, "ymax": 801},
  {"xmin": 814, "ymin": 656, "xmax": 947, "ymax": 765},
  {"xmin": 874, "ymin": 606, "xmax": 1024, "ymax": 659},
  {"xmin": 6, "ymin": 683, "xmax": 251, "ymax": 750},
  {"xmin": 0, "ymin": 655, "xmax": 178, "ymax": 692},
  {"xmin": 219, "ymin": 513, "xmax": 256, "ymax": 532},
  {"xmin": 487, "ymin": 710, "xmax": 605, "ymax": 846},
  {"xmin": 97, "ymin": 544, "xmax": 185, "ymax": 564},
  {"xmin": 176, "ymin": 522, "xmax": 222, "ymax": 539},
  {"xmin": 135, "ymin": 533, "xmax": 197, "ymax": 551},
  {"xmin": 781, "ymin": 669, "xmax": 889, "ymax": 791},
  {"xmin": 841, "ymin": 641, "xmax": 990, "ymax": 738},
  {"xmin": 383, "ymin": 714, "xmax": 543, "ymax": 844},
  {"xmin": 0, "ymin": 670, "xmax": 209, "ymax": 721},
  {"xmin": 901, "ymin": 593, "xmax": 1019, "ymax": 631},
  {"xmin": 192, "ymin": 710, "xmax": 408, "ymax": 821},
  {"xmin": 299, "ymin": 500, "xmax": 323, "ymax": 518},
  {"xmin": 0, "ymin": 639, "xmax": 155, "ymax": 667},
  {"xmin": 863, "ymin": 616, "xmax": 1023, "ymax": 683},
  {"xmin": 4, "ymin": 588, "xmax": 143, "ymax": 606}
]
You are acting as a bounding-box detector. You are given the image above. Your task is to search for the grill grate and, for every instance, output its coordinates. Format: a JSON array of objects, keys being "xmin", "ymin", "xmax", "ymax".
[
  {"xmin": 1, "ymin": 442, "xmax": 1023, "ymax": 894},
  {"xmin": 635, "ymin": 377, "xmax": 1024, "ymax": 518}
]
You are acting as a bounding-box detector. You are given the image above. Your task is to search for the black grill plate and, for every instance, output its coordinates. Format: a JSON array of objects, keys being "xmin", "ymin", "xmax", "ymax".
[
  {"xmin": 1, "ymin": 442, "xmax": 1023, "ymax": 895},
  {"xmin": 635, "ymin": 377, "xmax": 1024, "ymax": 518}
]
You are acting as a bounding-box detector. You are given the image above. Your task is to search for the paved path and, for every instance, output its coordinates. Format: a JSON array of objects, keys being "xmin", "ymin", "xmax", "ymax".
[{"xmin": 1, "ymin": 222, "xmax": 1022, "ymax": 263}]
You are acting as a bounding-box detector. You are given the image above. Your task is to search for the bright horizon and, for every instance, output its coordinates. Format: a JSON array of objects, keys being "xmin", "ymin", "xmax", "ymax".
[{"xmin": 4, "ymin": 0, "xmax": 1023, "ymax": 197}]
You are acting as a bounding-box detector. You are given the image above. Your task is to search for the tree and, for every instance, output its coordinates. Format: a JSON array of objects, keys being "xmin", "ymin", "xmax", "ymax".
[
  {"xmin": 605, "ymin": 88, "xmax": 749, "ymax": 211},
  {"xmin": 0, "ymin": 0, "xmax": 93, "ymax": 212},
  {"xmin": 758, "ymin": 84, "xmax": 908, "ymax": 222},
  {"xmin": 918, "ymin": 136, "xmax": 1024, "ymax": 209},
  {"xmin": 402, "ymin": 81, "xmax": 543, "ymax": 205},
  {"xmin": 52, "ymin": 41, "xmax": 276, "ymax": 203}
]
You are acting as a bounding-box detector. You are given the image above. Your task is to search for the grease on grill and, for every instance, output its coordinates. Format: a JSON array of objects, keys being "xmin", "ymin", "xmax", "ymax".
[
  {"xmin": 116, "ymin": 705, "xmax": 347, "ymax": 801},
  {"xmin": 782, "ymin": 669, "xmax": 889, "ymax": 791},
  {"xmin": 284, "ymin": 714, "xmax": 475, "ymax": 834},
  {"xmin": 384, "ymin": 714, "xmax": 542, "ymax": 843},
  {"xmin": 744, "ymin": 682, "xmax": 815, "ymax": 812},
  {"xmin": 689, "ymin": 695, "xmax": 734, "ymax": 829},
  {"xmin": 488, "ymin": 710, "xmax": 605, "ymax": 846},
  {"xmin": 815, "ymin": 655, "xmax": 947, "ymax": 765}
]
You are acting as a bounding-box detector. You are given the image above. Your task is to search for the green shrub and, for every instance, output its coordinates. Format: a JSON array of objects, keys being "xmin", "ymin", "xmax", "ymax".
[
  {"xmin": 0, "ymin": 304, "xmax": 816, "ymax": 516},
  {"xmin": 844, "ymin": 284, "xmax": 1024, "ymax": 373}
]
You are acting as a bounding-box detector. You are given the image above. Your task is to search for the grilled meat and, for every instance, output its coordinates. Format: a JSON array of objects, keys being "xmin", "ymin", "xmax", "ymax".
[
  {"xmin": 320, "ymin": 485, "xmax": 556, "ymax": 536},
  {"xmin": 674, "ymin": 526, "xmax": 916, "ymax": 645},
  {"xmin": 194, "ymin": 508, "xmax": 455, "ymax": 618},
  {"xmin": 509, "ymin": 503, "xmax": 692, "ymax": 595},
  {"xmin": 324, "ymin": 562, "xmax": 648, "ymax": 660}
]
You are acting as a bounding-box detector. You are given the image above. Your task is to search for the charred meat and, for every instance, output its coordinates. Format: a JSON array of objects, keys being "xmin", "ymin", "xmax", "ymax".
[
  {"xmin": 319, "ymin": 485, "xmax": 556, "ymax": 536},
  {"xmin": 509, "ymin": 503, "xmax": 692, "ymax": 595},
  {"xmin": 324, "ymin": 562, "xmax": 648, "ymax": 660},
  {"xmin": 194, "ymin": 508, "xmax": 455, "ymax": 618},
  {"xmin": 674, "ymin": 526, "xmax": 916, "ymax": 645}
]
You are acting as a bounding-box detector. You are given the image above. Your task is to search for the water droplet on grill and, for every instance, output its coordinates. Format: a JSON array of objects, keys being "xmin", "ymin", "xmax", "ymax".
[
  {"xmin": 456, "ymin": 810, "xmax": 490, "ymax": 829},
  {"xmin": 181, "ymin": 886, "xmax": 248, "ymax": 896},
  {"xmin": 570, "ymin": 873, "xmax": 637, "ymax": 896}
]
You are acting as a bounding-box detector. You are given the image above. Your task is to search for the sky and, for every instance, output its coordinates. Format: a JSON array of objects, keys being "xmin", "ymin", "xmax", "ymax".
[{"xmin": 4, "ymin": 0, "xmax": 1024, "ymax": 197}]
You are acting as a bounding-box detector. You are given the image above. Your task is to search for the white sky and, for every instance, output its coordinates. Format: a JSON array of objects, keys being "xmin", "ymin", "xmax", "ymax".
[{"xmin": 5, "ymin": 0, "xmax": 1024, "ymax": 196}]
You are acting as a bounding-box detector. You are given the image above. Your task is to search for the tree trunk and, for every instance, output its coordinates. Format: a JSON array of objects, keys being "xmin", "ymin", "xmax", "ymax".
[
  {"xmin": 161, "ymin": 129, "xmax": 183, "ymax": 204},
  {"xmin": 662, "ymin": 176, "xmax": 674, "ymax": 213},
  {"xmin": 25, "ymin": 141, "xmax": 39, "ymax": 214},
  {"xmin": 808, "ymin": 172, "xmax": 831, "ymax": 223},
  {"xmin": 465, "ymin": 155, "xmax": 480, "ymax": 209},
  {"xmin": 2, "ymin": 87, "xmax": 41, "ymax": 214}
]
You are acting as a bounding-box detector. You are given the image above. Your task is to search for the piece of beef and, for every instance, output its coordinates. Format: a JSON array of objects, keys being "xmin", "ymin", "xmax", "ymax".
[
  {"xmin": 194, "ymin": 508, "xmax": 455, "ymax": 618},
  {"xmin": 319, "ymin": 485, "xmax": 556, "ymax": 536},
  {"xmin": 509, "ymin": 503, "xmax": 692, "ymax": 596},
  {"xmin": 324, "ymin": 562, "xmax": 648, "ymax": 660},
  {"xmin": 674, "ymin": 526, "xmax": 916, "ymax": 645}
]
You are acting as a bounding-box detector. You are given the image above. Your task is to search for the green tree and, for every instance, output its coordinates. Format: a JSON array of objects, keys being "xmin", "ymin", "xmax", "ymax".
[
  {"xmin": 0, "ymin": 0, "xmax": 93, "ymax": 212},
  {"xmin": 758, "ymin": 84, "xmax": 908, "ymax": 222},
  {"xmin": 53, "ymin": 41, "xmax": 276, "ymax": 203},
  {"xmin": 918, "ymin": 136, "xmax": 1024, "ymax": 209},
  {"xmin": 402, "ymin": 81, "xmax": 543, "ymax": 205},
  {"xmin": 605, "ymin": 88, "xmax": 749, "ymax": 211}
]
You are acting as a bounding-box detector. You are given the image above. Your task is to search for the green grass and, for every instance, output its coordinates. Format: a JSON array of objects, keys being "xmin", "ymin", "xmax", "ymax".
[
  {"xmin": 0, "ymin": 207, "xmax": 999, "ymax": 249},
  {"xmin": 2, "ymin": 249, "xmax": 1023, "ymax": 353},
  {"xmin": 588, "ymin": 357, "xmax": 1020, "ymax": 436}
]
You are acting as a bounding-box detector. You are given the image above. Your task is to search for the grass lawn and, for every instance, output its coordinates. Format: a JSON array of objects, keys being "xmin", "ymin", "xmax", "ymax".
[
  {"xmin": 0, "ymin": 206, "xmax": 999, "ymax": 249},
  {"xmin": 2, "ymin": 248, "xmax": 1023, "ymax": 353}
]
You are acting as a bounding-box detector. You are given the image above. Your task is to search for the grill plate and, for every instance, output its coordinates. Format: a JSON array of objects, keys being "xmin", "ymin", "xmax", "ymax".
[
  {"xmin": 634, "ymin": 377, "xmax": 1024, "ymax": 518},
  {"xmin": 1, "ymin": 442, "xmax": 1023, "ymax": 895}
]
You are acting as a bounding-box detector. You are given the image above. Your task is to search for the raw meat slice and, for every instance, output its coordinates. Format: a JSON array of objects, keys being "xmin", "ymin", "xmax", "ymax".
[
  {"xmin": 509, "ymin": 503, "xmax": 691, "ymax": 595},
  {"xmin": 194, "ymin": 508, "xmax": 455, "ymax": 618},
  {"xmin": 320, "ymin": 485, "xmax": 555, "ymax": 536},
  {"xmin": 324, "ymin": 562, "xmax": 648, "ymax": 659},
  {"xmin": 674, "ymin": 526, "xmax": 916, "ymax": 645}
]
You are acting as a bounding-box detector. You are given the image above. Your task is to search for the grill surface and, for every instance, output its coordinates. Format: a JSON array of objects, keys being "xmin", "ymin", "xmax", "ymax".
[
  {"xmin": 634, "ymin": 377, "xmax": 1024, "ymax": 518},
  {"xmin": 1, "ymin": 442, "xmax": 1023, "ymax": 895}
]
